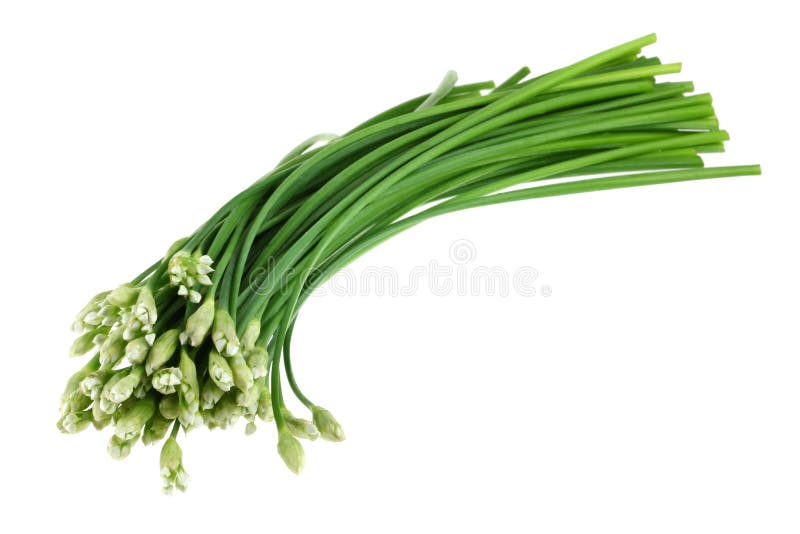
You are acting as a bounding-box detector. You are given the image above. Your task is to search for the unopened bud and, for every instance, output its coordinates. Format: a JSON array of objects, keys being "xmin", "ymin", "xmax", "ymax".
[
  {"xmin": 106, "ymin": 284, "xmax": 139, "ymax": 308},
  {"xmin": 99, "ymin": 328, "xmax": 125, "ymax": 368},
  {"xmin": 246, "ymin": 347, "xmax": 269, "ymax": 379},
  {"xmin": 108, "ymin": 434, "xmax": 134, "ymax": 460},
  {"xmin": 200, "ymin": 379, "xmax": 224, "ymax": 410},
  {"xmin": 159, "ymin": 394, "xmax": 180, "ymax": 420},
  {"xmin": 107, "ymin": 366, "xmax": 145, "ymax": 403},
  {"xmin": 160, "ymin": 437, "xmax": 189, "ymax": 493},
  {"xmin": 135, "ymin": 286, "xmax": 158, "ymax": 326},
  {"xmin": 277, "ymin": 430, "xmax": 305, "ymax": 474},
  {"xmin": 125, "ymin": 337, "xmax": 150, "ymax": 365},
  {"xmin": 212, "ymin": 310, "xmax": 240, "ymax": 356},
  {"xmin": 284, "ymin": 409, "xmax": 319, "ymax": 441},
  {"xmin": 145, "ymin": 329, "xmax": 180, "ymax": 375},
  {"xmin": 142, "ymin": 412, "xmax": 173, "ymax": 445},
  {"xmin": 257, "ymin": 385, "xmax": 274, "ymax": 422},
  {"xmin": 312, "ymin": 405, "xmax": 345, "ymax": 442},
  {"xmin": 70, "ymin": 329, "xmax": 101, "ymax": 357},
  {"xmin": 114, "ymin": 397, "xmax": 156, "ymax": 441},
  {"xmin": 184, "ymin": 298, "xmax": 215, "ymax": 347},
  {"xmin": 240, "ymin": 319, "xmax": 261, "ymax": 352},
  {"xmin": 152, "ymin": 367, "xmax": 183, "ymax": 394},
  {"xmin": 229, "ymin": 354, "xmax": 254, "ymax": 392},
  {"xmin": 208, "ymin": 350, "xmax": 234, "ymax": 392}
]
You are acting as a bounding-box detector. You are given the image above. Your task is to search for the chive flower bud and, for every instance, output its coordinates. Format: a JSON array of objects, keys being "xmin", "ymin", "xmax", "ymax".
[
  {"xmin": 107, "ymin": 365, "xmax": 145, "ymax": 403},
  {"xmin": 208, "ymin": 350, "xmax": 234, "ymax": 392},
  {"xmin": 257, "ymin": 385, "xmax": 273, "ymax": 422},
  {"xmin": 133, "ymin": 286, "xmax": 157, "ymax": 328},
  {"xmin": 145, "ymin": 329, "xmax": 180, "ymax": 375},
  {"xmin": 183, "ymin": 298, "xmax": 214, "ymax": 347},
  {"xmin": 246, "ymin": 347, "xmax": 269, "ymax": 379},
  {"xmin": 58, "ymin": 410, "xmax": 92, "ymax": 434},
  {"xmin": 312, "ymin": 406, "xmax": 346, "ymax": 442},
  {"xmin": 79, "ymin": 370, "xmax": 110, "ymax": 400},
  {"xmin": 159, "ymin": 394, "xmax": 180, "ymax": 420},
  {"xmin": 114, "ymin": 397, "xmax": 156, "ymax": 441},
  {"xmin": 106, "ymin": 284, "xmax": 139, "ymax": 308},
  {"xmin": 200, "ymin": 379, "xmax": 224, "ymax": 410},
  {"xmin": 210, "ymin": 393, "xmax": 241, "ymax": 429},
  {"xmin": 152, "ymin": 367, "xmax": 183, "ymax": 394},
  {"xmin": 283, "ymin": 409, "xmax": 319, "ymax": 441},
  {"xmin": 73, "ymin": 291, "xmax": 109, "ymax": 332},
  {"xmin": 61, "ymin": 356, "xmax": 101, "ymax": 405},
  {"xmin": 178, "ymin": 349, "xmax": 200, "ymax": 428},
  {"xmin": 160, "ymin": 437, "xmax": 189, "ymax": 494},
  {"xmin": 229, "ymin": 354, "xmax": 254, "ymax": 391},
  {"xmin": 99, "ymin": 371, "xmax": 126, "ymax": 413},
  {"xmin": 235, "ymin": 384, "xmax": 259, "ymax": 415},
  {"xmin": 125, "ymin": 336, "xmax": 150, "ymax": 365},
  {"xmin": 240, "ymin": 319, "xmax": 261, "ymax": 352},
  {"xmin": 62, "ymin": 389, "xmax": 92, "ymax": 416},
  {"xmin": 92, "ymin": 401, "xmax": 112, "ymax": 429},
  {"xmin": 212, "ymin": 310, "xmax": 240, "ymax": 356},
  {"xmin": 277, "ymin": 430, "xmax": 305, "ymax": 475},
  {"xmin": 245, "ymin": 420, "xmax": 257, "ymax": 435},
  {"xmin": 99, "ymin": 328, "xmax": 125, "ymax": 368},
  {"xmin": 142, "ymin": 412, "xmax": 172, "ymax": 445},
  {"xmin": 134, "ymin": 379, "xmax": 152, "ymax": 399},
  {"xmin": 108, "ymin": 434, "xmax": 134, "ymax": 460},
  {"xmin": 70, "ymin": 329, "xmax": 104, "ymax": 357}
]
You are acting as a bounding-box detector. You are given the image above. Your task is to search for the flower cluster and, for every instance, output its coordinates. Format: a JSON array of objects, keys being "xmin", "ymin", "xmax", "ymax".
[{"xmin": 59, "ymin": 250, "xmax": 344, "ymax": 492}]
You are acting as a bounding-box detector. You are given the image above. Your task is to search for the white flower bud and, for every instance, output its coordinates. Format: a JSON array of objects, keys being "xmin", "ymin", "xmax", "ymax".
[
  {"xmin": 212, "ymin": 310, "xmax": 240, "ymax": 356},
  {"xmin": 277, "ymin": 430, "xmax": 305, "ymax": 474},
  {"xmin": 235, "ymin": 384, "xmax": 260, "ymax": 416},
  {"xmin": 229, "ymin": 354, "xmax": 254, "ymax": 392},
  {"xmin": 145, "ymin": 329, "xmax": 180, "ymax": 375},
  {"xmin": 160, "ymin": 437, "xmax": 189, "ymax": 493},
  {"xmin": 70, "ymin": 330, "xmax": 98, "ymax": 357},
  {"xmin": 106, "ymin": 284, "xmax": 139, "ymax": 308},
  {"xmin": 99, "ymin": 328, "xmax": 125, "ymax": 368},
  {"xmin": 125, "ymin": 337, "xmax": 150, "ymax": 365},
  {"xmin": 185, "ymin": 298, "xmax": 215, "ymax": 347},
  {"xmin": 114, "ymin": 397, "xmax": 156, "ymax": 441},
  {"xmin": 284, "ymin": 409, "xmax": 319, "ymax": 441},
  {"xmin": 178, "ymin": 349, "xmax": 200, "ymax": 428},
  {"xmin": 99, "ymin": 371, "xmax": 126, "ymax": 410},
  {"xmin": 257, "ymin": 386, "xmax": 273, "ymax": 422},
  {"xmin": 80, "ymin": 371, "xmax": 110, "ymax": 400},
  {"xmin": 108, "ymin": 434, "xmax": 134, "ymax": 460},
  {"xmin": 312, "ymin": 406, "xmax": 345, "ymax": 442},
  {"xmin": 152, "ymin": 367, "xmax": 183, "ymax": 394},
  {"xmin": 159, "ymin": 394, "xmax": 180, "ymax": 420},
  {"xmin": 246, "ymin": 347, "xmax": 269, "ymax": 379},
  {"xmin": 208, "ymin": 350, "xmax": 234, "ymax": 392},
  {"xmin": 240, "ymin": 319, "xmax": 261, "ymax": 352},
  {"xmin": 107, "ymin": 366, "xmax": 145, "ymax": 403},
  {"xmin": 58, "ymin": 410, "xmax": 92, "ymax": 434},
  {"xmin": 210, "ymin": 393, "xmax": 241, "ymax": 429},
  {"xmin": 142, "ymin": 413, "xmax": 173, "ymax": 445},
  {"xmin": 200, "ymin": 379, "xmax": 224, "ymax": 410},
  {"xmin": 134, "ymin": 286, "xmax": 158, "ymax": 326}
]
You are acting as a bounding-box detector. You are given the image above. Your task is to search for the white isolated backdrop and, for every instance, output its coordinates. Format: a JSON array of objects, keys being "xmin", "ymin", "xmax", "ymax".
[{"xmin": 0, "ymin": 1, "xmax": 797, "ymax": 532}]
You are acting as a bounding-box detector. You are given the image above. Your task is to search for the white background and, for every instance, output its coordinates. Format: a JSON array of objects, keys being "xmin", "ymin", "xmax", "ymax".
[{"xmin": 1, "ymin": 1, "xmax": 797, "ymax": 532}]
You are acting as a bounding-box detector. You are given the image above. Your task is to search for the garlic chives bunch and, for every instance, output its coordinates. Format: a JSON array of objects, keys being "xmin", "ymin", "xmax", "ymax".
[{"xmin": 58, "ymin": 33, "xmax": 760, "ymax": 491}]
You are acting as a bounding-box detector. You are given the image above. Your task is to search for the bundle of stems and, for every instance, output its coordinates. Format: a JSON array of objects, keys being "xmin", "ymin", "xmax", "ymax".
[{"xmin": 58, "ymin": 33, "xmax": 760, "ymax": 492}]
